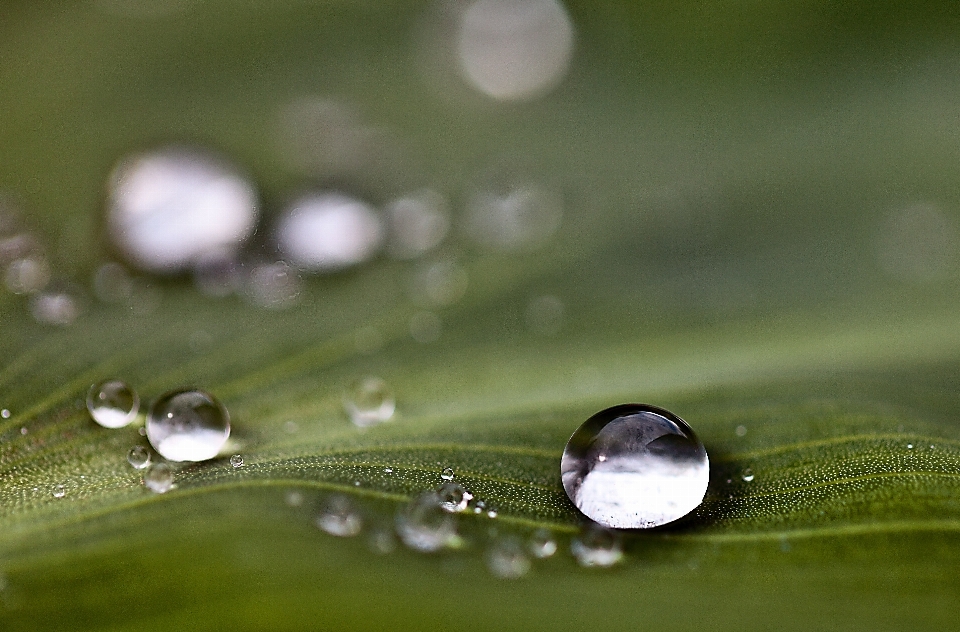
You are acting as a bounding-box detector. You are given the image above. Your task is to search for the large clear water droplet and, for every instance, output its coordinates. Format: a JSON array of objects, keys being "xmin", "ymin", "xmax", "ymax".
[
  {"xmin": 395, "ymin": 491, "xmax": 457, "ymax": 552},
  {"xmin": 316, "ymin": 495, "xmax": 363, "ymax": 537},
  {"xmin": 146, "ymin": 389, "xmax": 230, "ymax": 462},
  {"xmin": 561, "ymin": 404, "xmax": 709, "ymax": 529},
  {"xmin": 570, "ymin": 524, "xmax": 623, "ymax": 568},
  {"xmin": 486, "ymin": 536, "xmax": 531, "ymax": 579},
  {"xmin": 86, "ymin": 379, "xmax": 140, "ymax": 429},
  {"xmin": 144, "ymin": 462, "xmax": 174, "ymax": 494},
  {"xmin": 343, "ymin": 377, "xmax": 395, "ymax": 428}
]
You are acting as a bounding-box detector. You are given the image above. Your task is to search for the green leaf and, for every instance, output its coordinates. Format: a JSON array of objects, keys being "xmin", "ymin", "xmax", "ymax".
[{"xmin": 2, "ymin": 1, "xmax": 960, "ymax": 630}]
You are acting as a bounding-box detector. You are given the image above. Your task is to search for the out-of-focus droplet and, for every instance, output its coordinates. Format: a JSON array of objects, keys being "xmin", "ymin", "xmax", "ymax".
[
  {"xmin": 52, "ymin": 484, "xmax": 66, "ymax": 499},
  {"xmin": 29, "ymin": 284, "xmax": 82, "ymax": 326},
  {"xmin": 230, "ymin": 454, "xmax": 244, "ymax": 468},
  {"xmin": 466, "ymin": 179, "xmax": 561, "ymax": 251},
  {"xmin": 107, "ymin": 147, "xmax": 258, "ymax": 273},
  {"xmin": 525, "ymin": 294, "xmax": 564, "ymax": 336},
  {"xmin": 343, "ymin": 377, "xmax": 396, "ymax": 428},
  {"xmin": 529, "ymin": 528, "xmax": 557, "ymax": 558},
  {"xmin": 86, "ymin": 379, "xmax": 139, "ymax": 428},
  {"xmin": 0, "ymin": 409, "xmax": 10, "ymax": 419},
  {"xmin": 571, "ymin": 524, "xmax": 623, "ymax": 568},
  {"xmin": 275, "ymin": 193, "xmax": 384, "ymax": 272},
  {"xmin": 316, "ymin": 495, "xmax": 363, "ymax": 537},
  {"xmin": 244, "ymin": 261, "xmax": 301, "ymax": 309},
  {"xmin": 486, "ymin": 536, "xmax": 531, "ymax": 579},
  {"xmin": 5, "ymin": 256, "xmax": 50, "ymax": 294},
  {"xmin": 193, "ymin": 248, "xmax": 243, "ymax": 297},
  {"xmin": 742, "ymin": 468, "xmax": 754, "ymax": 482},
  {"xmin": 0, "ymin": 232, "xmax": 43, "ymax": 267},
  {"xmin": 285, "ymin": 490, "xmax": 304, "ymax": 507},
  {"xmin": 438, "ymin": 481, "xmax": 473, "ymax": 513},
  {"xmin": 127, "ymin": 445, "xmax": 152, "ymax": 470},
  {"xmin": 369, "ymin": 526, "xmax": 397, "ymax": 554},
  {"xmin": 735, "ymin": 425, "xmax": 747, "ymax": 437},
  {"xmin": 144, "ymin": 462, "xmax": 175, "ymax": 494},
  {"xmin": 409, "ymin": 259, "xmax": 468, "ymax": 307},
  {"xmin": 877, "ymin": 203, "xmax": 957, "ymax": 282},
  {"xmin": 456, "ymin": 0, "xmax": 574, "ymax": 101},
  {"xmin": 387, "ymin": 189, "xmax": 450, "ymax": 259},
  {"xmin": 395, "ymin": 491, "xmax": 458, "ymax": 553},
  {"xmin": 561, "ymin": 404, "xmax": 709, "ymax": 529},
  {"xmin": 409, "ymin": 310, "xmax": 442, "ymax": 343},
  {"xmin": 146, "ymin": 389, "xmax": 230, "ymax": 462}
]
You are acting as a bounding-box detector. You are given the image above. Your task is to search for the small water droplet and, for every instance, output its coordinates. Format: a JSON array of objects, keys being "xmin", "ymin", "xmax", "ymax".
[
  {"xmin": 486, "ymin": 536, "xmax": 531, "ymax": 579},
  {"xmin": 437, "ymin": 481, "xmax": 473, "ymax": 513},
  {"xmin": 368, "ymin": 526, "xmax": 397, "ymax": 555},
  {"xmin": 284, "ymin": 490, "xmax": 304, "ymax": 507},
  {"xmin": 528, "ymin": 528, "xmax": 557, "ymax": 558},
  {"xmin": 86, "ymin": 379, "xmax": 139, "ymax": 429},
  {"xmin": 354, "ymin": 480, "xmax": 361, "ymax": 486},
  {"xmin": 144, "ymin": 462, "xmax": 174, "ymax": 494},
  {"xmin": 283, "ymin": 420, "xmax": 299, "ymax": 434},
  {"xmin": 343, "ymin": 377, "xmax": 396, "ymax": 428},
  {"xmin": 230, "ymin": 454, "xmax": 244, "ymax": 468},
  {"xmin": 0, "ymin": 409, "xmax": 9, "ymax": 419},
  {"xmin": 387, "ymin": 189, "xmax": 450, "ymax": 259},
  {"xmin": 742, "ymin": 468, "xmax": 754, "ymax": 482},
  {"xmin": 275, "ymin": 193, "xmax": 384, "ymax": 272},
  {"xmin": 486, "ymin": 508, "xmax": 498, "ymax": 518},
  {"xmin": 384, "ymin": 467, "xmax": 393, "ymax": 474},
  {"xmin": 441, "ymin": 467, "xmax": 455, "ymax": 481},
  {"xmin": 4, "ymin": 256, "xmax": 50, "ymax": 294},
  {"xmin": 52, "ymin": 484, "xmax": 66, "ymax": 499},
  {"xmin": 561, "ymin": 404, "xmax": 709, "ymax": 529},
  {"xmin": 735, "ymin": 425, "xmax": 747, "ymax": 437},
  {"xmin": 19, "ymin": 427, "xmax": 27, "ymax": 435},
  {"xmin": 146, "ymin": 389, "xmax": 230, "ymax": 462},
  {"xmin": 127, "ymin": 445, "xmax": 152, "ymax": 470},
  {"xmin": 395, "ymin": 491, "xmax": 457, "ymax": 552},
  {"xmin": 316, "ymin": 495, "xmax": 363, "ymax": 537},
  {"xmin": 409, "ymin": 259, "xmax": 468, "ymax": 307},
  {"xmin": 244, "ymin": 260, "xmax": 301, "ymax": 309},
  {"xmin": 465, "ymin": 176, "xmax": 562, "ymax": 251},
  {"xmin": 571, "ymin": 525, "xmax": 623, "ymax": 568},
  {"xmin": 907, "ymin": 444, "xmax": 914, "ymax": 449},
  {"xmin": 473, "ymin": 499, "xmax": 486, "ymax": 514},
  {"xmin": 30, "ymin": 285, "xmax": 82, "ymax": 326}
]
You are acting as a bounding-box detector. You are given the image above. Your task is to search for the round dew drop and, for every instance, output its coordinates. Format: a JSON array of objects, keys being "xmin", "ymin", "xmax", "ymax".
[
  {"xmin": 571, "ymin": 525, "xmax": 623, "ymax": 568},
  {"xmin": 127, "ymin": 445, "xmax": 152, "ymax": 470},
  {"xmin": 395, "ymin": 491, "xmax": 458, "ymax": 553},
  {"xmin": 528, "ymin": 528, "xmax": 557, "ymax": 558},
  {"xmin": 146, "ymin": 389, "xmax": 230, "ymax": 462},
  {"xmin": 230, "ymin": 454, "xmax": 244, "ymax": 468},
  {"xmin": 343, "ymin": 377, "xmax": 395, "ymax": 428},
  {"xmin": 561, "ymin": 403, "xmax": 709, "ymax": 529},
  {"xmin": 87, "ymin": 379, "xmax": 140, "ymax": 429},
  {"xmin": 316, "ymin": 495, "xmax": 363, "ymax": 537},
  {"xmin": 144, "ymin": 463, "xmax": 175, "ymax": 494},
  {"xmin": 437, "ymin": 481, "xmax": 472, "ymax": 513},
  {"xmin": 440, "ymin": 467, "xmax": 455, "ymax": 481},
  {"xmin": 486, "ymin": 536, "xmax": 531, "ymax": 579}
]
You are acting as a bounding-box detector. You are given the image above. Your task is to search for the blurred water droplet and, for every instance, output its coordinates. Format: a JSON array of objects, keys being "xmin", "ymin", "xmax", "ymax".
[
  {"xmin": 525, "ymin": 294, "xmax": 564, "ymax": 336},
  {"xmin": 486, "ymin": 536, "xmax": 531, "ymax": 579},
  {"xmin": 144, "ymin": 462, "xmax": 174, "ymax": 494},
  {"xmin": 742, "ymin": 468, "xmax": 755, "ymax": 482},
  {"xmin": 19, "ymin": 427, "xmax": 27, "ymax": 436},
  {"xmin": 395, "ymin": 491, "xmax": 458, "ymax": 552},
  {"xmin": 486, "ymin": 507, "xmax": 498, "ymax": 518},
  {"xmin": 0, "ymin": 409, "xmax": 9, "ymax": 419},
  {"xmin": 441, "ymin": 467, "xmax": 455, "ymax": 481},
  {"xmin": 316, "ymin": 495, "xmax": 363, "ymax": 537},
  {"xmin": 528, "ymin": 528, "xmax": 557, "ymax": 558},
  {"xmin": 384, "ymin": 467, "xmax": 393, "ymax": 474},
  {"xmin": 437, "ymin": 481, "xmax": 472, "ymax": 512},
  {"xmin": 409, "ymin": 310, "xmax": 442, "ymax": 343},
  {"xmin": 369, "ymin": 526, "xmax": 397, "ymax": 554},
  {"xmin": 284, "ymin": 490, "xmax": 304, "ymax": 507},
  {"xmin": 52, "ymin": 484, "xmax": 66, "ymax": 499},
  {"xmin": 276, "ymin": 193, "xmax": 384, "ymax": 272},
  {"xmin": 561, "ymin": 404, "xmax": 709, "ymax": 529},
  {"xmin": 387, "ymin": 189, "xmax": 450, "ymax": 259},
  {"xmin": 192, "ymin": 248, "xmax": 243, "ymax": 297},
  {"xmin": 410, "ymin": 259, "xmax": 468, "ymax": 307},
  {"xmin": 87, "ymin": 379, "xmax": 140, "ymax": 429},
  {"xmin": 5, "ymin": 256, "xmax": 50, "ymax": 294},
  {"xmin": 127, "ymin": 445, "xmax": 151, "ymax": 470},
  {"xmin": 29, "ymin": 285, "xmax": 82, "ymax": 326},
  {"xmin": 735, "ymin": 425, "xmax": 747, "ymax": 437},
  {"xmin": 466, "ymin": 180, "xmax": 561, "ymax": 251},
  {"xmin": 230, "ymin": 454, "xmax": 244, "ymax": 468},
  {"xmin": 244, "ymin": 261, "xmax": 301, "ymax": 309},
  {"xmin": 107, "ymin": 148, "xmax": 258, "ymax": 273},
  {"xmin": 343, "ymin": 377, "xmax": 395, "ymax": 428},
  {"xmin": 571, "ymin": 525, "xmax": 623, "ymax": 568},
  {"xmin": 907, "ymin": 444, "xmax": 914, "ymax": 450},
  {"xmin": 457, "ymin": 0, "xmax": 574, "ymax": 101},
  {"xmin": 472, "ymin": 499, "xmax": 486, "ymax": 514},
  {"xmin": 146, "ymin": 389, "xmax": 230, "ymax": 462}
]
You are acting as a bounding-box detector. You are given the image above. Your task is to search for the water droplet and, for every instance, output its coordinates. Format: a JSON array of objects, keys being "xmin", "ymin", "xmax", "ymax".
[
  {"xmin": 571, "ymin": 525, "xmax": 623, "ymax": 568},
  {"xmin": 52, "ymin": 484, "xmax": 66, "ymax": 499},
  {"xmin": 4, "ymin": 256, "xmax": 50, "ymax": 294},
  {"xmin": 86, "ymin": 379, "xmax": 140, "ymax": 429},
  {"xmin": 368, "ymin": 526, "xmax": 397, "ymax": 555},
  {"xmin": 525, "ymin": 294, "xmax": 564, "ymax": 336},
  {"xmin": 244, "ymin": 261, "xmax": 301, "ymax": 309},
  {"xmin": 284, "ymin": 490, "xmax": 304, "ymax": 507},
  {"xmin": 127, "ymin": 445, "xmax": 152, "ymax": 470},
  {"xmin": 395, "ymin": 491, "xmax": 458, "ymax": 552},
  {"xmin": 907, "ymin": 444, "xmax": 914, "ymax": 449},
  {"xmin": 409, "ymin": 311, "xmax": 442, "ymax": 343},
  {"xmin": 486, "ymin": 536, "xmax": 531, "ymax": 579},
  {"xmin": 410, "ymin": 259, "xmax": 468, "ymax": 307},
  {"xmin": 387, "ymin": 189, "xmax": 450, "ymax": 259},
  {"xmin": 561, "ymin": 404, "xmax": 709, "ymax": 529},
  {"xmin": 486, "ymin": 508, "xmax": 498, "ymax": 518},
  {"xmin": 144, "ymin": 462, "xmax": 174, "ymax": 494},
  {"xmin": 465, "ymin": 178, "xmax": 561, "ymax": 251},
  {"xmin": 230, "ymin": 454, "xmax": 244, "ymax": 468},
  {"xmin": 316, "ymin": 495, "xmax": 363, "ymax": 537},
  {"xmin": 735, "ymin": 425, "xmax": 747, "ymax": 437},
  {"xmin": 146, "ymin": 389, "xmax": 230, "ymax": 462},
  {"xmin": 384, "ymin": 467, "xmax": 393, "ymax": 474},
  {"xmin": 438, "ymin": 481, "xmax": 473, "ymax": 513},
  {"xmin": 29, "ymin": 284, "xmax": 82, "ymax": 326},
  {"xmin": 456, "ymin": 0, "xmax": 575, "ymax": 101},
  {"xmin": 106, "ymin": 147, "xmax": 258, "ymax": 273},
  {"xmin": 441, "ymin": 467, "xmax": 455, "ymax": 481},
  {"xmin": 343, "ymin": 377, "xmax": 395, "ymax": 428},
  {"xmin": 742, "ymin": 468, "xmax": 754, "ymax": 482},
  {"xmin": 275, "ymin": 193, "xmax": 384, "ymax": 272},
  {"xmin": 0, "ymin": 409, "xmax": 9, "ymax": 419},
  {"xmin": 19, "ymin": 427, "xmax": 27, "ymax": 435},
  {"xmin": 473, "ymin": 499, "xmax": 487, "ymax": 514},
  {"xmin": 528, "ymin": 528, "xmax": 557, "ymax": 558}
]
